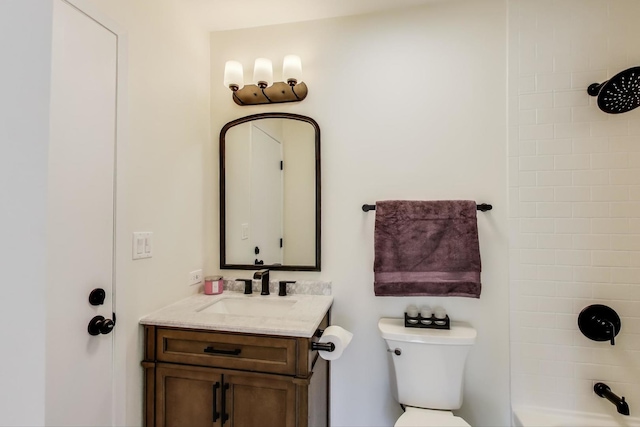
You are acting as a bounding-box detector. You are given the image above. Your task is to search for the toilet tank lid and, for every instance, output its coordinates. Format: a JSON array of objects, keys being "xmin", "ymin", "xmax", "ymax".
[{"xmin": 378, "ymin": 318, "xmax": 477, "ymax": 345}]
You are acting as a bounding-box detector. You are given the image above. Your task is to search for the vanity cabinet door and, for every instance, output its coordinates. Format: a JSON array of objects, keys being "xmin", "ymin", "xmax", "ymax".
[
  {"xmin": 156, "ymin": 364, "xmax": 223, "ymax": 427},
  {"xmin": 223, "ymin": 373, "xmax": 297, "ymax": 427},
  {"xmin": 155, "ymin": 363, "xmax": 299, "ymax": 427}
]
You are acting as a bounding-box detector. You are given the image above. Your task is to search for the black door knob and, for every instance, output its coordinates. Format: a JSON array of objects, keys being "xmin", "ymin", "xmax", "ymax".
[{"xmin": 88, "ymin": 314, "xmax": 116, "ymax": 336}]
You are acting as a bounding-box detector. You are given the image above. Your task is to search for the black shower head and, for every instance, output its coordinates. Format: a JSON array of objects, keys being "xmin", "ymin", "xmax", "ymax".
[{"xmin": 587, "ymin": 66, "xmax": 640, "ymax": 114}]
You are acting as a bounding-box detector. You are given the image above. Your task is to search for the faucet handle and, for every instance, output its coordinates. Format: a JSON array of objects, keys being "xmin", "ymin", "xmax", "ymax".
[
  {"xmin": 278, "ymin": 281, "xmax": 296, "ymax": 296},
  {"xmin": 238, "ymin": 279, "xmax": 253, "ymax": 294},
  {"xmin": 606, "ymin": 320, "xmax": 616, "ymax": 345}
]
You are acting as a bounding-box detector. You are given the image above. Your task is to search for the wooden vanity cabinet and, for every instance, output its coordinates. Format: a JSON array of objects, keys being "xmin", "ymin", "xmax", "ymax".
[{"xmin": 142, "ymin": 313, "xmax": 329, "ymax": 427}]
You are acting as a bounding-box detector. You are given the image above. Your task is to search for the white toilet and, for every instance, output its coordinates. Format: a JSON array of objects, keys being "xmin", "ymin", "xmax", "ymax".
[{"xmin": 378, "ymin": 318, "xmax": 477, "ymax": 427}]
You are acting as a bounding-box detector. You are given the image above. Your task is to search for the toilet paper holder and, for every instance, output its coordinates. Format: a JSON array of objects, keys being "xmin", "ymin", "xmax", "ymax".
[
  {"xmin": 313, "ymin": 328, "xmax": 335, "ymax": 352},
  {"xmin": 312, "ymin": 342, "xmax": 335, "ymax": 352}
]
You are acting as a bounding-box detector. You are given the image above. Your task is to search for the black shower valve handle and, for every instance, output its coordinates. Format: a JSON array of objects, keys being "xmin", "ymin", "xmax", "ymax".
[
  {"xmin": 605, "ymin": 320, "xmax": 616, "ymax": 346},
  {"xmin": 578, "ymin": 304, "xmax": 621, "ymax": 346},
  {"xmin": 594, "ymin": 316, "xmax": 617, "ymax": 345}
]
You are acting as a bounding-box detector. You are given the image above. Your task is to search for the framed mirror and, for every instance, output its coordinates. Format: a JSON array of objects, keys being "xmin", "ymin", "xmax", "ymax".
[{"xmin": 220, "ymin": 113, "xmax": 320, "ymax": 271}]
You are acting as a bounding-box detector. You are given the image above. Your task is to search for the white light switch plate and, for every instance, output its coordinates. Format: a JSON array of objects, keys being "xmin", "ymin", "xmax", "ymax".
[{"xmin": 133, "ymin": 232, "xmax": 153, "ymax": 260}]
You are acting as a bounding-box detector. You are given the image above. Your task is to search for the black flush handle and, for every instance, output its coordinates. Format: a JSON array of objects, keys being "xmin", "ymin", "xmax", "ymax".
[{"xmin": 204, "ymin": 346, "xmax": 242, "ymax": 356}]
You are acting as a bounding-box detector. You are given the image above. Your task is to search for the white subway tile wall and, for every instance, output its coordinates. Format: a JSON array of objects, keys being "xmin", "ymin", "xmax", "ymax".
[{"xmin": 509, "ymin": 0, "xmax": 640, "ymax": 414}]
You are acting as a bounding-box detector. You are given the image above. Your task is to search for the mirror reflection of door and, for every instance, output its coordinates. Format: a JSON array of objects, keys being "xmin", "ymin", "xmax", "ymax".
[
  {"xmin": 223, "ymin": 115, "xmax": 318, "ymax": 269},
  {"xmin": 250, "ymin": 122, "xmax": 283, "ymax": 265}
]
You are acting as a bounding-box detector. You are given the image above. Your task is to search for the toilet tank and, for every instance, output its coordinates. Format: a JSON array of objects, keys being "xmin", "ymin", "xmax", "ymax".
[{"xmin": 378, "ymin": 318, "xmax": 477, "ymax": 410}]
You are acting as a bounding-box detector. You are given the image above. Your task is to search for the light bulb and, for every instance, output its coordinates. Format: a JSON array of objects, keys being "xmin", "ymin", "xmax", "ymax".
[
  {"xmin": 282, "ymin": 55, "xmax": 303, "ymax": 86},
  {"xmin": 223, "ymin": 60, "xmax": 243, "ymax": 91},
  {"xmin": 253, "ymin": 58, "xmax": 273, "ymax": 89}
]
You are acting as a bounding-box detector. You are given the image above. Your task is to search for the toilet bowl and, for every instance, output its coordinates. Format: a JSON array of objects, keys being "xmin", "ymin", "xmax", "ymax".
[
  {"xmin": 378, "ymin": 318, "xmax": 477, "ymax": 427},
  {"xmin": 395, "ymin": 407, "xmax": 470, "ymax": 427}
]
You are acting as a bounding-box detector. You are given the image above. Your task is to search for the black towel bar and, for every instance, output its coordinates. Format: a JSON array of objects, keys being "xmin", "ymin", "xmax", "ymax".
[{"xmin": 362, "ymin": 203, "xmax": 492, "ymax": 212}]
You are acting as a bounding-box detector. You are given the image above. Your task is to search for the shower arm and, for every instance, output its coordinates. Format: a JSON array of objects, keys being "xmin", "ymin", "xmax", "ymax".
[{"xmin": 587, "ymin": 82, "xmax": 607, "ymax": 96}]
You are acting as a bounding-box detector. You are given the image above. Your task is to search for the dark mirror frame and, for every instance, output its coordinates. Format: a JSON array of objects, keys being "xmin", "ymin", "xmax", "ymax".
[{"xmin": 219, "ymin": 112, "xmax": 321, "ymax": 271}]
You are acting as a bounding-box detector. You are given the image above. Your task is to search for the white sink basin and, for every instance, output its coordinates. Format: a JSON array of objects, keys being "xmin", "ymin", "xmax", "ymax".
[{"xmin": 198, "ymin": 297, "xmax": 297, "ymax": 317}]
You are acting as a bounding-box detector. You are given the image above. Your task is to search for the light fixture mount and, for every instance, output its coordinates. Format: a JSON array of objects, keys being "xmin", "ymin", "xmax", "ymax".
[{"xmin": 232, "ymin": 81, "xmax": 308, "ymax": 106}]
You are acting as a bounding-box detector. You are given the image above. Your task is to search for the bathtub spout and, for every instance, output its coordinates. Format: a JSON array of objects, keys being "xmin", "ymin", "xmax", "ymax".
[
  {"xmin": 619, "ymin": 398, "xmax": 630, "ymax": 416},
  {"xmin": 594, "ymin": 382, "xmax": 630, "ymax": 416}
]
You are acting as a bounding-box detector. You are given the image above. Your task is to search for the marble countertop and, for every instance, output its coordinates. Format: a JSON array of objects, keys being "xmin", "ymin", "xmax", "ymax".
[{"xmin": 139, "ymin": 291, "xmax": 333, "ymax": 338}]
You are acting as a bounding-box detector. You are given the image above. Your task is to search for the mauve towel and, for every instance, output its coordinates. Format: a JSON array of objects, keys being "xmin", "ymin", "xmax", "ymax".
[{"xmin": 373, "ymin": 200, "xmax": 481, "ymax": 298}]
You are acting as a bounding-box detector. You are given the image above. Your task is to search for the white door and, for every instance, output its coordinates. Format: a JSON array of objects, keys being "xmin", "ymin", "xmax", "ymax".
[
  {"xmin": 250, "ymin": 124, "xmax": 283, "ymax": 265},
  {"xmin": 46, "ymin": 1, "xmax": 118, "ymax": 425}
]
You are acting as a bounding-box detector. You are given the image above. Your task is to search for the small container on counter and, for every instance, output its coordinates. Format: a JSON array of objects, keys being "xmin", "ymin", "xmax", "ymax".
[
  {"xmin": 420, "ymin": 306, "xmax": 433, "ymax": 325},
  {"xmin": 406, "ymin": 304, "xmax": 419, "ymax": 324},
  {"xmin": 434, "ymin": 307, "xmax": 448, "ymax": 325},
  {"xmin": 204, "ymin": 276, "xmax": 224, "ymax": 295}
]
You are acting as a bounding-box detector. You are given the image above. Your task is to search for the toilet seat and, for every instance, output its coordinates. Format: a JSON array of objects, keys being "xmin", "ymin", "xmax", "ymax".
[{"xmin": 395, "ymin": 407, "xmax": 471, "ymax": 427}]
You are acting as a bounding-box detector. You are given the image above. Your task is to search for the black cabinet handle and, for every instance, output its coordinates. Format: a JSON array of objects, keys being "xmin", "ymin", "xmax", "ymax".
[
  {"xmin": 212, "ymin": 382, "xmax": 220, "ymax": 422},
  {"xmin": 204, "ymin": 346, "xmax": 241, "ymax": 356},
  {"xmin": 221, "ymin": 382, "xmax": 230, "ymax": 424}
]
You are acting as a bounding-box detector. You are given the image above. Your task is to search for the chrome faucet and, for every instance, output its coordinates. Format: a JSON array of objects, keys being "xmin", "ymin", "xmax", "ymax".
[{"xmin": 254, "ymin": 269, "xmax": 270, "ymax": 295}]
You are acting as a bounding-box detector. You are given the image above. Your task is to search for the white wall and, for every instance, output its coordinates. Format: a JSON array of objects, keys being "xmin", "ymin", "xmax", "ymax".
[
  {"xmin": 509, "ymin": 0, "xmax": 640, "ymax": 414},
  {"xmin": 68, "ymin": 1, "xmax": 211, "ymax": 424},
  {"xmin": 208, "ymin": 2, "xmax": 510, "ymax": 425},
  {"xmin": 0, "ymin": 1, "xmax": 53, "ymax": 425}
]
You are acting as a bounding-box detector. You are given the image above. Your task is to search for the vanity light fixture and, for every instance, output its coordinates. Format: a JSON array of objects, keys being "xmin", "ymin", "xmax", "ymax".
[{"xmin": 223, "ymin": 55, "xmax": 308, "ymax": 106}]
